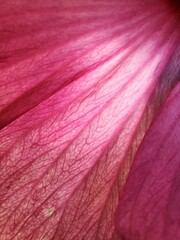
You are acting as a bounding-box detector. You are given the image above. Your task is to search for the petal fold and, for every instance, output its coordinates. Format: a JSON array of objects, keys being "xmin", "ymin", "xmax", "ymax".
[{"xmin": 115, "ymin": 83, "xmax": 180, "ymax": 240}]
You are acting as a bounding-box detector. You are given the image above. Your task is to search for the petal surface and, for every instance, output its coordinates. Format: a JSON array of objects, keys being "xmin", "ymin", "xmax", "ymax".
[
  {"xmin": 0, "ymin": 1, "xmax": 179, "ymax": 240},
  {"xmin": 116, "ymin": 83, "xmax": 180, "ymax": 240}
]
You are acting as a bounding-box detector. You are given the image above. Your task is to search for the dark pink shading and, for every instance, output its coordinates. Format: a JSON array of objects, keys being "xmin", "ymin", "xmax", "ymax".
[{"xmin": 115, "ymin": 83, "xmax": 180, "ymax": 240}]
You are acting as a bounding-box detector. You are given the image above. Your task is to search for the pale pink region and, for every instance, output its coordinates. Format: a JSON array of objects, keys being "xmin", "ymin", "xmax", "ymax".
[
  {"xmin": 50, "ymin": 106, "xmax": 146, "ymax": 240},
  {"xmin": 0, "ymin": 92, "xmax": 145, "ymax": 240},
  {"xmin": 115, "ymin": 83, "xmax": 180, "ymax": 240}
]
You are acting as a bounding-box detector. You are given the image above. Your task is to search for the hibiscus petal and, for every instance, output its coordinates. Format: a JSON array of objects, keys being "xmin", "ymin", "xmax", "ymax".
[
  {"xmin": 0, "ymin": 0, "xmax": 179, "ymax": 239},
  {"xmin": 115, "ymin": 83, "xmax": 180, "ymax": 240}
]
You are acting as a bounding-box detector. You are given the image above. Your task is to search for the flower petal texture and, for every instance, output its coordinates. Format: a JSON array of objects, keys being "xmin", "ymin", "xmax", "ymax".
[
  {"xmin": 116, "ymin": 83, "xmax": 180, "ymax": 240},
  {"xmin": 0, "ymin": 0, "xmax": 179, "ymax": 239}
]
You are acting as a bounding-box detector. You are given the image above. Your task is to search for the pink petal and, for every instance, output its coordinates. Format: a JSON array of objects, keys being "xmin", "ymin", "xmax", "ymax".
[
  {"xmin": 0, "ymin": 0, "xmax": 179, "ymax": 239},
  {"xmin": 115, "ymin": 83, "xmax": 180, "ymax": 240}
]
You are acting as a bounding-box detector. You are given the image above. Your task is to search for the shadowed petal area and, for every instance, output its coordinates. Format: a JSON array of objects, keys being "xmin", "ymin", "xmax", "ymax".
[
  {"xmin": 0, "ymin": 0, "xmax": 179, "ymax": 240},
  {"xmin": 115, "ymin": 83, "xmax": 180, "ymax": 240}
]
